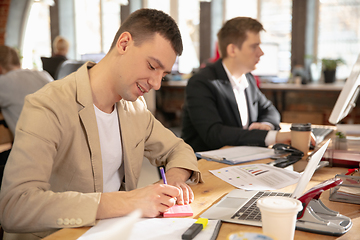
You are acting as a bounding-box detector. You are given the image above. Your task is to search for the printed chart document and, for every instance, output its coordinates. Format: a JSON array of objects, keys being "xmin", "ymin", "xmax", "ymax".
[
  {"xmin": 196, "ymin": 146, "xmax": 275, "ymax": 165},
  {"xmin": 209, "ymin": 164, "xmax": 301, "ymax": 191}
]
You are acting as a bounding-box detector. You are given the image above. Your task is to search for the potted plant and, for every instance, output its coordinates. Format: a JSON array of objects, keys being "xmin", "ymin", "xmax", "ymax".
[{"xmin": 321, "ymin": 58, "xmax": 344, "ymax": 83}]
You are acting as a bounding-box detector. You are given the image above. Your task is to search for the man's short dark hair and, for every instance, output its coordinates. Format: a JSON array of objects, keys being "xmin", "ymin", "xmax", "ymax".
[
  {"xmin": 0, "ymin": 46, "xmax": 21, "ymax": 72},
  {"xmin": 217, "ymin": 17, "xmax": 264, "ymax": 58},
  {"xmin": 110, "ymin": 8, "xmax": 183, "ymax": 56}
]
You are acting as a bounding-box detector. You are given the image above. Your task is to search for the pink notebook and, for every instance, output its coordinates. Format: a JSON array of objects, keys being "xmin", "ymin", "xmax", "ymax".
[{"xmin": 163, "ymin": 204, "xmax": 193, "ymax": 217}]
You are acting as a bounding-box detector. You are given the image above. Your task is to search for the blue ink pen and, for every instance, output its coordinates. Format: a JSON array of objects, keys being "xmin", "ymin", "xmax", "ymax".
[{"xmin": 160, "ymin": 167, "xmax": 167, "ymax": 184}]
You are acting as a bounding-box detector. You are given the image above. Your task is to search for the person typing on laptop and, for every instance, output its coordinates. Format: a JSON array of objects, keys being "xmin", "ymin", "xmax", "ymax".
[{"xmin": 181, "ymin": 17, "xmax": 315, "ymax": 152}]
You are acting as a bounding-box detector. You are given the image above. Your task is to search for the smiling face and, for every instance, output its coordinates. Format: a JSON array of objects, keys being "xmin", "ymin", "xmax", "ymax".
[
  {"xmin": 113, "ymin": 32, "xmax": 176, "ymax": 102},
  {"xmin": 233, "ymin": 31, "xmax": 264, "ymax": 74}
]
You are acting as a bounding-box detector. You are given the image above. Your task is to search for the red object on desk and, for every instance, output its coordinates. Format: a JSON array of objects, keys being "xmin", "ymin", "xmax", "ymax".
[
  {"xmin": 345, "ymin": 168, "xmax": 359, "ymax": 175},
  {"xmin": 297, "ymin": 178, "xmax": 343, "ymax": 219},
  {"xmin": 163, "ymin": 204, "xmax": 193, "ymax": 217}
]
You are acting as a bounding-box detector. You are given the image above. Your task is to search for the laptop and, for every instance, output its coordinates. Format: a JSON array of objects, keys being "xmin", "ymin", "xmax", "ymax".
[
  {"xmin": 312, "ymin": 126, "xmax": 335, "ymax": 144},
  {"xmin": 201, "ymin": 139, "xmax": 331, "ymax": 226}
]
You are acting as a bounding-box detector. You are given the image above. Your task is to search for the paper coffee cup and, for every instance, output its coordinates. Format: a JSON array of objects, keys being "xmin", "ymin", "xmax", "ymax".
[
  {"xmin": 291, "ymin": 123, "xmax": 311, "ymax": 155},
  {"xmin": 257, "ymin": 196, "xmax": 303, "ymax": 240}
]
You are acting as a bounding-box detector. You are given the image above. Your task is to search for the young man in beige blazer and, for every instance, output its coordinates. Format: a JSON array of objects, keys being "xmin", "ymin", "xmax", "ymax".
[{"xmin": 0, "ymin": 9, "xmax": 201, "ymax": 240}]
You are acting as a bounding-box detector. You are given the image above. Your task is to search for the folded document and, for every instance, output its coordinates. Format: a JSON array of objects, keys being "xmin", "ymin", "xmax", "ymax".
[{"xmin": 196, "ymin": 146, "xmax": 275, "ymax": 165}]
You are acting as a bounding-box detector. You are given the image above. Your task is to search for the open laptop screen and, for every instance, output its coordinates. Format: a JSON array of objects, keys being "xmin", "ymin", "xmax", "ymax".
[{"xmin": 291, "ymin": 139, "xmax": 330, "ymax": 199}]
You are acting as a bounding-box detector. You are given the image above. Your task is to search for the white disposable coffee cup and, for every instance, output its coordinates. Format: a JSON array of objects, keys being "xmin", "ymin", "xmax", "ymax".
[
  {"xmin": 257, "ymin": 196, "xmax": 303, "ymax": 240},
  {"xmin": 291, "ymin": 123, "xmax": 312, "ymax": 155}
]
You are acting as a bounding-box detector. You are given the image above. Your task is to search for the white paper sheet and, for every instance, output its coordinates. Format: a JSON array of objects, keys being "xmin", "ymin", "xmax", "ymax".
[
  {"xmin": 209, "ymin": 163, "xmax": 301, "ymax": 190},
  {"xmin": 77, "ymin": 209, "xmax": 141, "ymax": 240},
  {"xmin": 127, "ymin": 218, "xmax": 220, "ymax": 240},
  {"xmin": 78, "ymin": 215, "xmax": 220, "ymax": 240}
]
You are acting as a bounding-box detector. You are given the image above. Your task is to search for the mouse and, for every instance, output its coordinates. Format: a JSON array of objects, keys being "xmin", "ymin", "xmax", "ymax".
[{"xmin": 272, "ymin": 143, "xmax": 304, "ymax": 156}]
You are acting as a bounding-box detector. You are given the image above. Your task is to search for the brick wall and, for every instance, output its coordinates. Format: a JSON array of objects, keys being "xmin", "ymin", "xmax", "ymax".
[{"xmin": 0, "ymin": 0, "xmax": 11, "ymax": 45}]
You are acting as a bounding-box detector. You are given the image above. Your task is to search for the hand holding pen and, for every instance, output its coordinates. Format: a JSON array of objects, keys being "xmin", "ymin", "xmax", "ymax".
[{"xmin": 159, "ymin": 167, "xmax": 195, "ymax": 205}]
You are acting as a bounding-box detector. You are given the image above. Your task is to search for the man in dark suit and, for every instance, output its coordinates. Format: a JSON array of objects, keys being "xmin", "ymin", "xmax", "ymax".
[{"xmin": 181, "ymin": 17, "xmax": 292, "ymax": 152}]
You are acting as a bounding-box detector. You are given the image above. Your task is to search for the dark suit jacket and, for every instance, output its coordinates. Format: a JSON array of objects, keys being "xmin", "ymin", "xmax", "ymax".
[{"xmin": 181, "ymin": 59, "xmax": 281, "ymax": 152}]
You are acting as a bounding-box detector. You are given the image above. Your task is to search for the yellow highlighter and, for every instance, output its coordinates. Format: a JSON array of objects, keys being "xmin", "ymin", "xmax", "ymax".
[{"xmin": 181, "ymin": 218, "xmax": 208, "ymax": 240}]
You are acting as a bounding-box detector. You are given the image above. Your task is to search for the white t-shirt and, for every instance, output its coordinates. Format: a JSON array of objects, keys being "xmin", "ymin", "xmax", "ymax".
[{"xmin": 94, "ymin": 103, "xmax": 124, "ymax": 193}]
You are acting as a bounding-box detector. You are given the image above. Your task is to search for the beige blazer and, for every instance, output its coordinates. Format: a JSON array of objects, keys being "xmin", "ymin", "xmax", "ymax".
[{"xmin": 0, "ymin": 62, "xmax": 201, "ymax": 240}]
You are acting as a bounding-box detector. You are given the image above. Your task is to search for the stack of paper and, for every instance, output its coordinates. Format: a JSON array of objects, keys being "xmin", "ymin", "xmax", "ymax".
[{"xmin": 196, "ymin": 146, "xmax": 275, "ymax": 165}]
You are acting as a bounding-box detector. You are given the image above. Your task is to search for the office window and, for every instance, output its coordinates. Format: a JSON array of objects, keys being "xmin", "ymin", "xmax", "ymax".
[
  {"xmin": 259, "ymin": 0, "xmax": 292, "ymax": 78},
  {"xmin": 75, "ymin": 0, "xmax": 121, "ymax": 59},
  {"xmin": 22, "ymin": 1, "xmax": 51, "ymax": 69},
  {"xmin": 146, "ymin": 0, "xmax": 200, "ymax": 74},
  {"xmin": 224, "ymin": 0, "xmax": 292, "ymax": 78},
  {"xmin": 178, "ymin": 0, "xmax": 200, "ymax": 73},
  {"xmin": 146, "ymin": 0, "xmax": 170, "ymax": 13},
  {"xmin": 318, "ymin": 0, "xmax": 360, "ymax": 79},
  {"xmin": 101, "ymin": 0, "xmax": 121, "ymax": 53},
  {"xmin": 74, "ymin": 0, "xmax": 102, "ymax": 58},
  {"xmin": 225, "ymin": 0, "xmax": 257, "ymax": 19}
]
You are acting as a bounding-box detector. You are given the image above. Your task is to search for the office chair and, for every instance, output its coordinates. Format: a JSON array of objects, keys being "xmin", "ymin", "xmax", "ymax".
[
  {"xmin": 41, "ymin": 57, "xmax": 66, "ymax": 79},
  {"xmin": 55, "ymin": 60, "xmax": 86, "ymax": 80}
]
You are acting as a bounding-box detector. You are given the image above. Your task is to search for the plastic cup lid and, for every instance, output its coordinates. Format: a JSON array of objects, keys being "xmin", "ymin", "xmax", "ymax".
[
  {"xmin": 290, "ymin": 123, "xmax": 311, "ymax": 131},
  {"xmin": 257, "ymin": 196, "xmax": 303, "ymax": 213}
]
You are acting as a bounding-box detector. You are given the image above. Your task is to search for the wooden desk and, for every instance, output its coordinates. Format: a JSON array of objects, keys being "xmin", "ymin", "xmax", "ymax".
[{"xmin": 44, "ymin": 158, "xmax": 360, "ymax": 240}]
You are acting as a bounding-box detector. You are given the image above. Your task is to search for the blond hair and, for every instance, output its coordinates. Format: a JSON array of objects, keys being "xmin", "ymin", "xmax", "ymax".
[{"xmin": 53, "ymin": 36, "xmax": 69, "ymax": 55}]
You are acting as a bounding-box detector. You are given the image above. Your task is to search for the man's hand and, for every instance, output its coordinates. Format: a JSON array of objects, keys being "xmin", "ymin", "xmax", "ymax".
[
  {"xmin": 165, "ymin": 167, "xmax": 193, "ymax": 205},
  {"xmin": 248, "ymin": 122, "xmax": 272, "ymax": 131},
  {"xmin": 96, "ymin": 183, "xmax": 180, "ymax": 219},
  {"xmin": 96, "ymin": 167, "xmax": 194, "ymax": 220},
  {"xmin": 275, "ymin": 131, "xmax": 292, "ymax": 144},
  {"xmin": 275, "ymin": 131, "xmax": 316, "ymax": 146}
]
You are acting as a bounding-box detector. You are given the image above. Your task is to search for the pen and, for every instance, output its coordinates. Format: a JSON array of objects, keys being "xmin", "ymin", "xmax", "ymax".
[
  {"xmin": 160, "ymin": 167, "xmax": 167, "ymax": 184},
  {"xmin": 182, "ymin": 218, "xmax": 208, "ymax": 240}
]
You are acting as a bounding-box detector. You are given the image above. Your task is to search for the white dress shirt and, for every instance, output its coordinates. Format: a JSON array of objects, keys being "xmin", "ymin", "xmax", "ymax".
[{"xmin": 222, "ymin": 63, "xmax": 277, "ymax": 146}]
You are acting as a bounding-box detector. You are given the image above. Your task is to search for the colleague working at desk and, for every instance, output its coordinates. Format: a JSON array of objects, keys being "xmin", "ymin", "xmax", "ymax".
[
  {"xmin": 0, "ymin": 46, "xmax": 53, "ymax": 182},
  {"xmin": 0, "ymin": 9, "xmax": 201, "ymax": 240},
  {"xmin": 0, "ymin": 46, "xmax": 53, "ymax": 136},
  {"xmin": 182, "ymin": 17, "xmax": 299, "ymax": 152}
]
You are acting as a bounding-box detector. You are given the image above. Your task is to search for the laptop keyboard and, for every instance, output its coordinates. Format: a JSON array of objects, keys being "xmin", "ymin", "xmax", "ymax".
[
  {"xmin": 312, "ymin": 127, "xmax": 334, "ymax": 143},
  {"xmin": 231, "ymin": 191, "xmax": 292, "ymax": 221}
]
